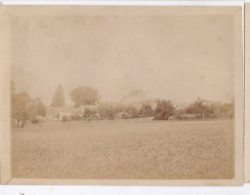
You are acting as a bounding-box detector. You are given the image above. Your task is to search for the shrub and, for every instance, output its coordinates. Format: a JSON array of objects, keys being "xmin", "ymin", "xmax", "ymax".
[
  {"xmin": 106, "ymin": 111, "xmax": 115, "ymax": 120},
  {"xmin": 92, "ymin": 113, "xmax": 101, "ymax": 120},
  {"xmin": 185, "ymin": 98, "xmax": 212, "ymax": 119},
  {"xmin": 98, "ymin": 104, "xmax": 116, "ymax": 120},
  {"xmin": 71, "ymin": 112, "xmax": 81, "ymax": 120},
  {"xmin": 139, "ymin": 104, "xmax": 154, "ymax": 117},
  {"xmin": 121, "ymin": 112, "xmax": 130, "ymax": 119},
  {"xmin": 125, "ymin": 106, "xmax": 139, "ymax": 119},
  {"xmin": 31, "ymin": 118, "xmax": 40, "ymax": 124},
  {"xmin": 83, "ymin": 108, "xmax": 97, "ymax": 120},
  {"xmin": 154, "ymin": 100, "xmax": 175, "ymax": 120},
  {"xmin": 174, "ymin": 109, "xmax": 186, "ymax": 120},
  {"xmin": 62, "ymin": 115, "xmax": 70, "ymax": 122}
]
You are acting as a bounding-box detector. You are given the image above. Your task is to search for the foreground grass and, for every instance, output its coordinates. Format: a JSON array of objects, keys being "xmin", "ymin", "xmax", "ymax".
[{"xmin": 12, "ymin": 119, "xmax": 234, "ymax": 179}]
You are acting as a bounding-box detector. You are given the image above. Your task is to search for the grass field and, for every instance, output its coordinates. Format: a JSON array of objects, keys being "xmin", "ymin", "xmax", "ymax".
[{"xmin": 12, "ymin": 119, "xmax": 234, "ymax": 179}]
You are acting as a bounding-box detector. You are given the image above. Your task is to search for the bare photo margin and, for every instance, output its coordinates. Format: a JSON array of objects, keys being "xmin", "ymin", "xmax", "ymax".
[
  {"xmin": 245, "ymin": 3, "xmax": 250, "ymax": 184},
  {"xmin": 0, "ymin": 5, "xmax": 244, "ymax": 185}
]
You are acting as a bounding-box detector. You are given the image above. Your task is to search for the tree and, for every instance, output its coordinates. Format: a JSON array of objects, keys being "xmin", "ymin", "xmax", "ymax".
[
  {"xmin": 98, "ymin": 103, "xmax": 116, "ymax": 120},
  {"xmin": 11, "ymin": 81, "xmax": 46, "ymax": 127},
  {"xmin": 70, "ymin": 86, "xmax": 98, "ymax": 107},
  {"xmin": 185, "ymin": 98, "xmax": 211, "ymax": 119},
  {"xmin": 28, "ymin": 98, "xmax": 47, "ymax": 118},
  {"xmin": 51, "ymin": 84, "xmax": 65, "ymax": 107},
  {"xmin": 209, "ymin": 101, "xmax": 223, "ymax": 119},
  {"xmin": 154, "ymin": 100, "xmax": 175, "ymax": 120},
  {"xmin": 126, "ymin": 106, "xmax": 139, "ymax": 118},
  {"xmin": 221, "ymin": 98, "xmax": 234, "ymax": 118},
  {"xmin": 11, "ymin": 91, "xmax": 31, "ymax": 127}
]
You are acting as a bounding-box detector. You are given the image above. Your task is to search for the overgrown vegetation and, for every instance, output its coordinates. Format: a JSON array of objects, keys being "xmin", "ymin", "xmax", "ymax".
[
  {"xmin": 11, "ymin": 80, "xmax": 234, "ymax": 126},
  {"xmin": 154, "ymin": 100, "xmax": 175, "ymax": 120},
  {"xmin": 11, "ymin": 81, "xmax": 46, "ymax": 127}
]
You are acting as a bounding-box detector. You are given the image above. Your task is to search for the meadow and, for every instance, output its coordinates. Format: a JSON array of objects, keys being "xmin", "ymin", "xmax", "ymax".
[{"xmin": 12, "ymin": 119, "xmax": 234, "ymax": 179}]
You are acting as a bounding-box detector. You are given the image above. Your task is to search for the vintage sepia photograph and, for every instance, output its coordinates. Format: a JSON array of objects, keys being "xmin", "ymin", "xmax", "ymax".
[{"xmin": 0, "ymin": 5, "xmax": 244, "ymax": 185}]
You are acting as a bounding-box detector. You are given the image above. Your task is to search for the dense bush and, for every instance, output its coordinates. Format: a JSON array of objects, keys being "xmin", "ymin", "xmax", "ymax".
[
  {"xmin": 121, "ymin": 112, "xmax": 130, "ymax": 119},
  {"xmin": 221, "ymin": 102, "xmax": 234, "ymax": 118},
  {"xmin": 71, "ymin": 112, "xmax": 81, "ymax": 120},
  {"xmin": 154, "ymin": 100, "xmax": 175, "ymax": 120},
  {"xmin": 174, "ymin": 109, "xmax": 186, "ymax": 120},
  {"xmin": 185, "ymin": 98, "xmax": 234, "ymax": 119},
  {"xmin": 62, "ymin": 115, "xmax": 70, "ymax": 122},
  {"xmin": 31, "ymin": 117, "xmax": 40, "ymax": 124},
  {"xmin": 139, "ymin": 104, "xmax": 154, "ymax": 117},
  {"xmin": 11, "ymin": 81, "xmax": 47, "ymax": 127},
  {"xmin": 98, "ymin": 104, "xmax": 116, "ymax": 120},
  {"xmin": 185, "ymin": 98, "xmax": 212, "ymax": 119},
  {"xmin": 83, "ymin": 108, "xmax": 98, "ymax": 119},
  {"xmin": 125, "ymin": 106, "xmax": 139, "ymax": 119}
]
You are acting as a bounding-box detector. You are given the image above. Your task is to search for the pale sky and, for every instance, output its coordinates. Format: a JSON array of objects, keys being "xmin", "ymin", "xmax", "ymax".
[{"xmin": 11, "ymin": 13, "xmax": 235, "ymax": 106}]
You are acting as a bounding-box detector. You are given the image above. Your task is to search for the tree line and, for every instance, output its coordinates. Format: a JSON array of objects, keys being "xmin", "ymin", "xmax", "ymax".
[
  {"xmin": 11, "ymin": 82, "xmax": 234, "ymax": 127},
  {"xmin": 51, "ymin": 84, "xmax": 233, "ymax": 122},
  {"xmin": 62, "ymin": 98, "xmax": 233, "ymax": 122}
]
